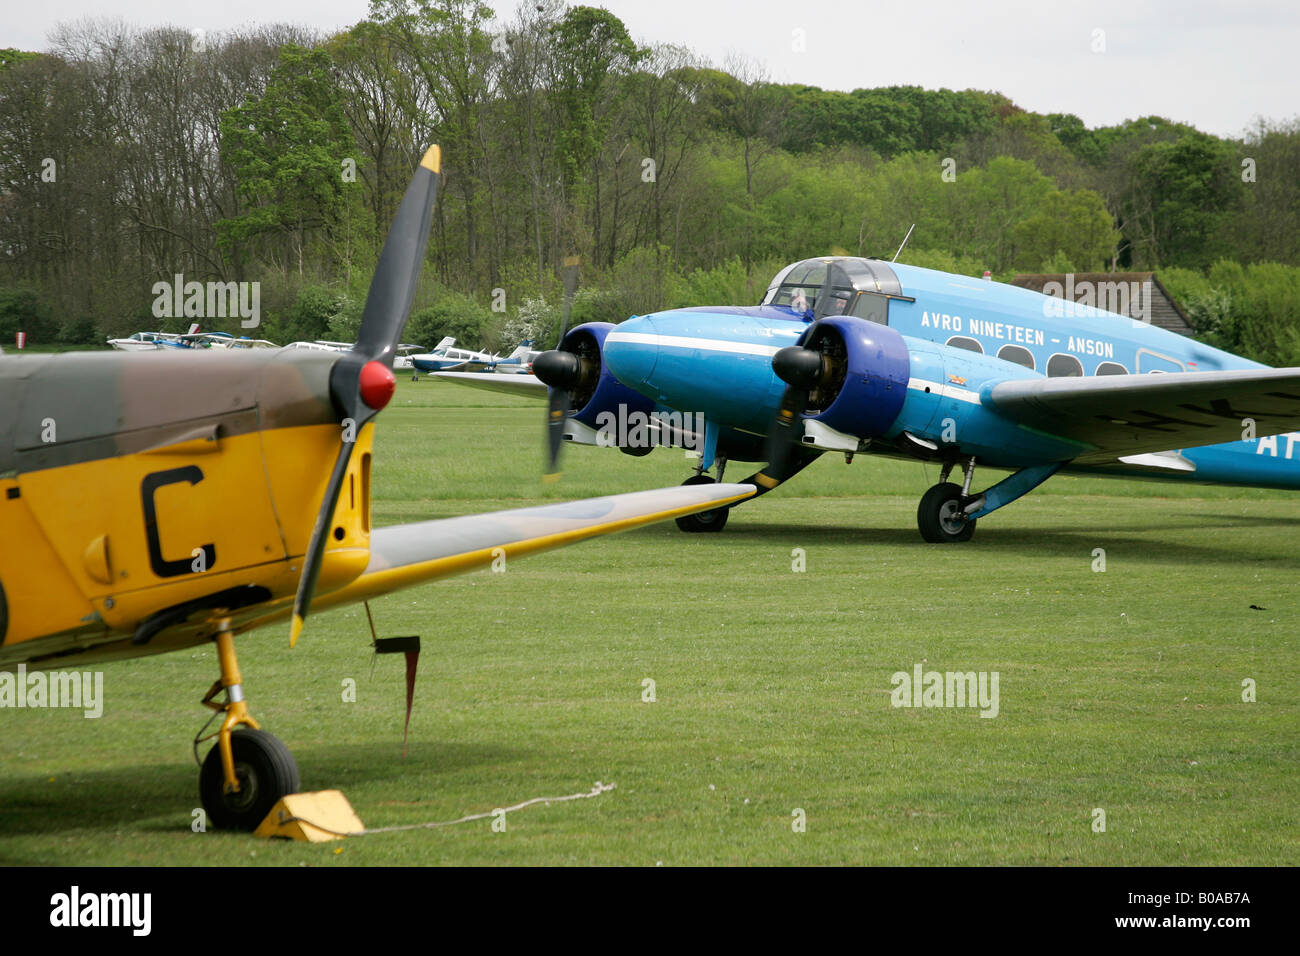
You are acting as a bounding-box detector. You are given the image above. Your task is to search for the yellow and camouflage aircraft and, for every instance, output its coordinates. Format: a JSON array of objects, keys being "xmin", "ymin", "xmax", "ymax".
[{"xmin": 0, "ymin": 146, "xmax": 754, "ymax": 829}]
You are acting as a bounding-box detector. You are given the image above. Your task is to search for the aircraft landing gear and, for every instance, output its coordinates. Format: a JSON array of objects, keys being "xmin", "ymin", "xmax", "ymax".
[
  {"xmin": 675, "ymin": 472, "xmax": 730, "ymax": 533},
  {"xmin": 918, "ymin": 457, "xmax": 977, "ymax": 543},
  {"xmin": 196, "ymin": 620, "xmax": 299, "ymax": 830}
]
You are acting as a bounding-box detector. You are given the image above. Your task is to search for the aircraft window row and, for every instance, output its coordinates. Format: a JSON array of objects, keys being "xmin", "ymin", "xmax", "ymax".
[
  {"xmin": 1046, "ymin": 354, "xmax": 1084, "ymax": 377},
  {"xmin": 943, "ymin": 335, "xmax": 1133, "ymax": 377},
  {"xmin": 998, "ymin": 345, "xmax": 1034, "ymax": 370}
]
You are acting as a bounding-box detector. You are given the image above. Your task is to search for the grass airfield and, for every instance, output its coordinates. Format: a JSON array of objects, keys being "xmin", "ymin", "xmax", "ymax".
[{"xmin": 1, "ymin": 380, "xmax": 1297, "ymax": 865}]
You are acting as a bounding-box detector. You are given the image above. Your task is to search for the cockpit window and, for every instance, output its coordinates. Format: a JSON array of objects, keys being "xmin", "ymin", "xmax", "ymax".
[
  {"xmin": 767, "ymin": 268, "xmax": 870, "ymax": 323},
  {"xmin": 851, "ymin": 294, "xmax": 888, "ymax": 325},
  {"xmin": 768, "ymin": 262, "xmax": 831, "ymax": 311},
  {"xmin": 762, "ymin": 257, "xmax": 905, "ymax": 325}
]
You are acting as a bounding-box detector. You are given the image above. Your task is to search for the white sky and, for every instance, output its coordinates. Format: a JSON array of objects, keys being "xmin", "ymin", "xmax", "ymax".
[{"xmin": 3, "ymin": 0, "xmax": 1295, "ymax": 139}]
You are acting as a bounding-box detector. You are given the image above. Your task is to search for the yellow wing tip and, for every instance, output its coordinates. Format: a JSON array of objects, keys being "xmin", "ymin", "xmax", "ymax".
[
  {"xmin": 289, "ymin": 615, "xmax": 304, "ymax": 648},
  {"xmin": 420, "ymin": 145, "xmax": 442, "ymax": 174}
]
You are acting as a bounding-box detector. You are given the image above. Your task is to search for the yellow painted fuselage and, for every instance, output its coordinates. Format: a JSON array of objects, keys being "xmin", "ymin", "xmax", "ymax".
[{"xmin": 0, "ymin": 353, "xmax": 374, "ymax": 669}]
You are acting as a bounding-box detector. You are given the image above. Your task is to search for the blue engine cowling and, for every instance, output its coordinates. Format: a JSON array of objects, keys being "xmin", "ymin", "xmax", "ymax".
[
  {"xmin": 796, "ymin": 317, "xmax": 911, "ymax": 439},
  {"xmin": 559, "ymin": 322, "xmax": 658, "ymax": 429}
]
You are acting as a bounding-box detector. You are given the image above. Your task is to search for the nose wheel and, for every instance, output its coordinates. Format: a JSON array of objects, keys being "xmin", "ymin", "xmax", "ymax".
[
  {"xmin": 195, "ymin": 620, "xmax": 300, "ymax": 830},
  {"xmin": 199, "ymin": 728, "xmax": 299, "ymax": 831}
]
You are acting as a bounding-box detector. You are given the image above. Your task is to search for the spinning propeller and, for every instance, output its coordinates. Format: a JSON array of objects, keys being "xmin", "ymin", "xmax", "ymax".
[
  {"xmin": 764, "ymin": 262, "xmax": 855, "ymax": 477},
  {"xmin": 288, "ymin": 145, "xmax": 442, "ymax": 647},
  {"xmin": 532, "ymin": 256, "xmax": 583, "ymax": 480}
]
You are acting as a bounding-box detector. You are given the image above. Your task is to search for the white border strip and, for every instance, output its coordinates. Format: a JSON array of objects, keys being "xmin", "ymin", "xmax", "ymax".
[
  {"xmin": 907, "ymin": 378, "xmax": 981, "ymax": 404},
  {"xmin": 606, "ymin": 331, "xmax": 784, "ymax": 358}
]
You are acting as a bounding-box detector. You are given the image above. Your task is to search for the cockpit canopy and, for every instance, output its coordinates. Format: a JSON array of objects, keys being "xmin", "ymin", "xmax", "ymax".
[{"xmin": 761, "ymin": 257, "xmax": 904, "ymax": 325}]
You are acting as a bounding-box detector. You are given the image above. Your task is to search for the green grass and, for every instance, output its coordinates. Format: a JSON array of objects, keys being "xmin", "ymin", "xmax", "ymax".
[{"xmin": 1, "ymin": 379, "xmax": 1297, "ymax": 865}]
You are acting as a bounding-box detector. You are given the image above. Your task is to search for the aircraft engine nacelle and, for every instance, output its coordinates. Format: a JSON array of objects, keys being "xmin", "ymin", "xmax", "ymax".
[
  {"xmin": 556, "ymin": 322, "xmax": 657, "ymax": 429},
  {"xmin": 774, "ymin": 316, "xmax": 911, "ymax": 443}
]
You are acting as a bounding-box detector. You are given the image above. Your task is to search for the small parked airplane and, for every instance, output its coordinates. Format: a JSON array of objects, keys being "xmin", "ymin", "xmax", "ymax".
[
  {"xmin": 106, "ymin": 331, "xmax": 177, "ymax": 351},
  {"xmin": 106, "ymin": 324, "xmax": 202, "ymax": 351},
  {"xmin": 0, "ymin": 146, "xmax": 752, "ymax": 829},
  {"xmin": 488, "ymin": 340, "xmax": 540, "ymax": 374},
  {"xmin": 428, "ymin": 340, "xmax": 544, "ymax": 393},
  {"xmin": 182, "ymin": 332, "xmax": 279, "ymax": 350},
  {"xmin": 465, "ymin": 255, "xmax": 1300, "ymax": 538},
  {"xmin": 411, "ymin": 338, "xmax": 499, "ymax": 374},
  {"xmin": 108, "ymin": 330, "xmax": 278, "ymax": 351}
]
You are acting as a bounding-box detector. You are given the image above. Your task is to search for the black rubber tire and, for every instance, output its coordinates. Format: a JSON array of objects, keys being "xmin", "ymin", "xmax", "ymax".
[
  {"xmin": 619, "ymin": 443, "xmax": 653, "ymax": 457},
  {"xmin": 917, "ymin": 482, "xmax": 976, "ymax": 543},
  {"xmin": 675, "ymin": 474, "xmax": 730, "ymax": 533},
  {"xmin": 199, "ymin": 728, "xmax": 300, "ymax": 831}
]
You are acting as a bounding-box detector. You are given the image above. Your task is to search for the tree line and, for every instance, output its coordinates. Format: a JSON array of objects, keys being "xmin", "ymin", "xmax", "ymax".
[{"xmin": 0, "ymin": 0, "xmax": 1297, "ymax": 363}]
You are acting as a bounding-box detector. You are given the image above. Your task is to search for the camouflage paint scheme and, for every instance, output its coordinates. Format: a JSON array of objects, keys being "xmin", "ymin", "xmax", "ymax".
[{"xmin": 0, "ymin": 344, "xmax": 754, "ymax": 669}]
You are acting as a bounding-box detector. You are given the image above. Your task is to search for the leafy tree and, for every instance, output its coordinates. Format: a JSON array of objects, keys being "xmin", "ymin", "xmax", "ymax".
[
  {"xmin": 1162, "ymin": 260, "xmax": 1300, "ymax": 364},
  {"xmin": 549, "ymin": 6, "xmax": 640, "ymax": 191},
  {"xmin": 1233, "ymin": 118, "xmax": 1300, "ymax": 265},
  {"xmin": 1011, "ymin": 188, "xmax": 1118, "ymax": 271},
  {"xmin": 283, "ymin": 284, "xmax": 345, "ymax": 342},
  {"xmin": 501, "ymin": 297, "xmax": 555, "ymax": 349},
  {"xmin": 217, "ymin": 44, "xmax": 358, "ymax": 276},
  {"xmin": 405, "ymin": 290, "xmax": 497, "ymax": 350},
  {"xmin": 1046, "ymin": 112, "xmax": 1104, "ymax": 165},
  {"xmin": 1126, "ymin": 132, "xmax": 1238, "ymax": 268},
  {"xmin": 367, "ymin": 0, "xmax": 496, "ymax": 275},
  {"xmin": 0, "ymin": 286, "xmax": 56, "ymax": 343}
]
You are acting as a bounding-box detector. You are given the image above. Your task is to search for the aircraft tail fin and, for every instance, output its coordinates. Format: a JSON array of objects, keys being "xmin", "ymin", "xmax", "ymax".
[{"xmin": 433, "ymin": 335, "xmax": 454, "ymax": 351}]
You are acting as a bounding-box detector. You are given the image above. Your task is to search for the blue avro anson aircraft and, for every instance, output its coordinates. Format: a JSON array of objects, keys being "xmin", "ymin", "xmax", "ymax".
[{"xmin": 455, "ymin": 256, "xmax": 1300, "ymax": 542}]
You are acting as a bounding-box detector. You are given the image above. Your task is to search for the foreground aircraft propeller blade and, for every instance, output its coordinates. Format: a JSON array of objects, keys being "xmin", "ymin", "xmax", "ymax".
[
  {"xmin": 536, "ymin": 256, "xmax": 581, "ymax": 481},
  {"xmin": 543, "ymin": 368, "xmax": 573, "ymax": 478},
  {"xmin": 289, "ymin": 145, "xmax": 442, "ymax": 648}
]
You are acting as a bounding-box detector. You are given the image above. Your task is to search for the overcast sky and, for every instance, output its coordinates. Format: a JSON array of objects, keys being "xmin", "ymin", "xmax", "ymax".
[{"xmin": 4, "ymin": 0, "xmax": 1295, "ymax": 139}]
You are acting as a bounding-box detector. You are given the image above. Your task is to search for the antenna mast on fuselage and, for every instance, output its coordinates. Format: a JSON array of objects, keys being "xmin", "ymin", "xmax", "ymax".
[{"xmin": 892, "ymin": 224, "xmax": 916, "ymax": 263}]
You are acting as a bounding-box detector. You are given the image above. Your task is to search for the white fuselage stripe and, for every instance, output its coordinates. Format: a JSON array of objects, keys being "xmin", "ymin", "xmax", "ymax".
[
  {"xmin": 907, "ymin": 378, "xmax": 981, "ymax": 404},
  {"xmin": 606, "ymin": 331, "xmax": 786, "ymax": 358}
]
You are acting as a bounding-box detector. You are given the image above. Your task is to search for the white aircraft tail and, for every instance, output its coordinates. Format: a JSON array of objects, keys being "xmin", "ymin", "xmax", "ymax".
[
  {"xmin": 504, "ymin": 340, "xmax": 534, "ymax": 360},
  {"xmin": 433, "ymin": 335, "xmax": 455, "ymax": 351}
]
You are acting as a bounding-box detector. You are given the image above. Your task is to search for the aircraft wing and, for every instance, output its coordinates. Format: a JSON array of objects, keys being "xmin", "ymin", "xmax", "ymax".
[
  {"xmin": 431, "ymin": 370, "xmax": 547, "ymax": 398},
  {"xmin": 306, "ymin": 482, "xmax": 755, "ymax": 611},
  {"xmin": 987, "ymin": 368, "xmax": 1300, "ymax": 463},
  {"xmin": 57, "ymin": 481, "xmax": 758, "ymax": 658}
]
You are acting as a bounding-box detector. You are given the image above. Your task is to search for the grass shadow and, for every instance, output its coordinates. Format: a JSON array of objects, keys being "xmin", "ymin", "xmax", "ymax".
[
  {"xmin": 716, "ymin": 518, "xmax": 1300, "ymax": 569},
  {"xmin": 0, "ymin": 740, "xmax": 522, "ymax": 838}
]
